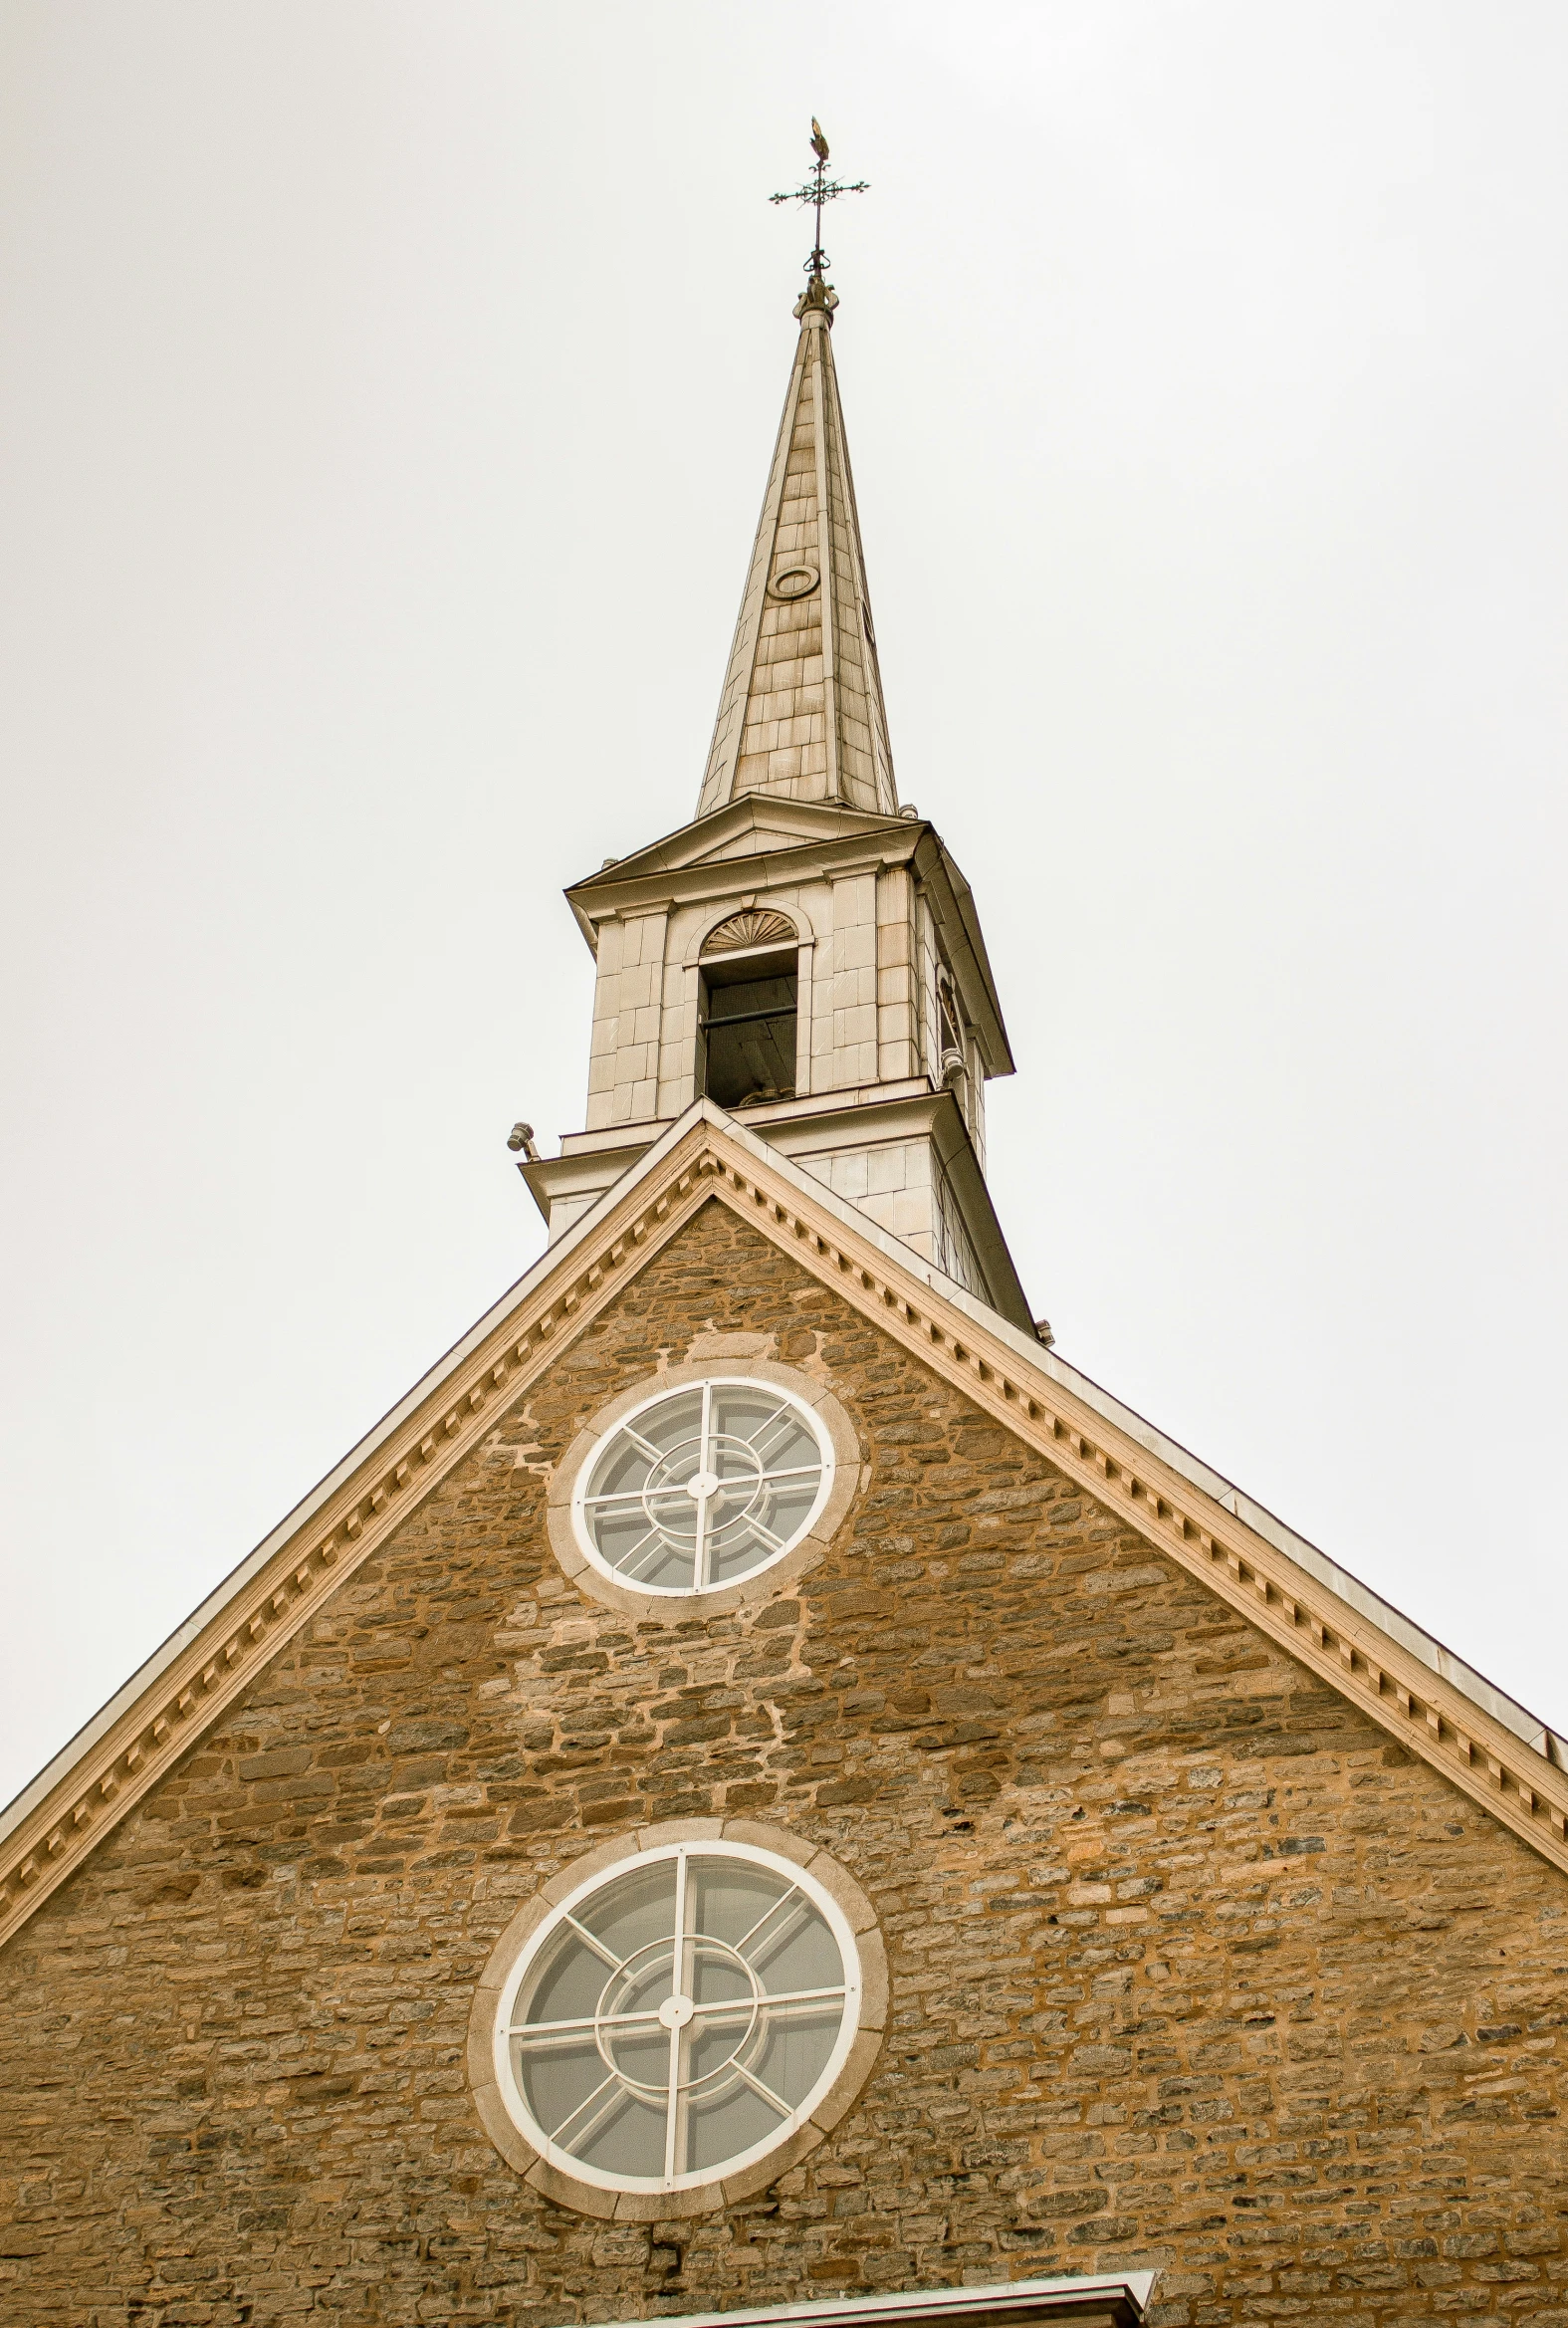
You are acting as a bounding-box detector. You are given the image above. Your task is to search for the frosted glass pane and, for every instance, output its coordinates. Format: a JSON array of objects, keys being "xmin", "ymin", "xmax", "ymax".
[
  {"xmin": 753, "ymin": 1901, "xmax": 840, "ymax": 1992},
  {"xmin": 589, "ymin": 1440, "xmax": 649, "ymax": 1498},
  {"xmin": 754, "ymin": 2008, "xmax": 839, "ymax": 2103},
  {"xmin": 712, "ymin": 1386, "xmax": 787, "ymax": 1441},
  {"xmin": 707, "ymin": 1531, "xmax": 761, "ymax": 1583},
  {"xmin": 707, "ymin": 1489, "xmax": 816, "ymax": 1580},
  {"xmin": 524, "ymin": 1923, "xmax": 607, "ymax": 2025},
  {"xmin": 578, "ymin": 1861, "xmax": 676, "ymax": 1961},
  {"xmin": 638, "ymin": 1390, "xmax": 703, "ymax": 1455},
  {"xmin": 621, "ymin": 1534, "xmax": 695, "ymax": 1590},
  {"xmin": 600, "ymin": 2028, "xmax": 671, "ymax": 2096},
  {"xmin": 518, "ymin": 2037, "xmax": 603, "ymax": 2137},
  {"xmin": 686, "ymin": 2077, "xmax": 779, "ymax": 2171},
  {"xmin": 591, "ymin": 1507, "xmax": 664, "ymax": 1569},
  {"xmin": 691, "ymin": 1861, "xmax": 789, "ymax": 1949},
  {"xmin": 690, "ymin": 1943, "xmax": 754, "ymax": 2009},
  {"xmin": 757, "ymin": 1478, "xmax": 819, "ymax": 1531},
  {"xmin": 576, "ymin": 2087, "xmax": 666, "ymax": 2177}
]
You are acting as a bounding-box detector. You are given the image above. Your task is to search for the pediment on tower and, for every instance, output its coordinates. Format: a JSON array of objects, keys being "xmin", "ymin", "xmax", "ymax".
[
  {"xmin": 566, "ymin": 796, "xmax": 914, "ymax": 921},
  {"xmin": 4, "ymin": 1096, "xmax": 1566, "ymax": 1959}
]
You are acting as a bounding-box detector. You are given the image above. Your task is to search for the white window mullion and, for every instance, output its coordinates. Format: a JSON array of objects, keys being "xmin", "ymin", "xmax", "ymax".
[
  {"xmin": 664, "ymin": 1848, "xmax": 688, "ymax": 2182},
  {"xmin": 693, "ymin": 1382, "xmax": 714, "ymax": 1588}
]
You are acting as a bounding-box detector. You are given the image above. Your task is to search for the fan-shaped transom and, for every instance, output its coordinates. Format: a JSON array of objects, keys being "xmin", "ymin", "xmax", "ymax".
[{"xmin": 700, "ymin": 908, "xmax": 797, "ymax": 957}]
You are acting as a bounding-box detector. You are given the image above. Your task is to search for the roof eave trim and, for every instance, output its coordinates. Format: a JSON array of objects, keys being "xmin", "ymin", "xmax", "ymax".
[{"xmin": 0, "ymin": 1101, "xmax": 719, "ymax": 1846}]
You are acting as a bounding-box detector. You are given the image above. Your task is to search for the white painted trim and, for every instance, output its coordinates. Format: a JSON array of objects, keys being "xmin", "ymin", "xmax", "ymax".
[
  {"xmin": 587, "ymin": 2274, "xmax": 1159, "ymax": 2328},
  {"xmin": 794, "ymin": 936, "xmax": 815, "ymax": 1096}
]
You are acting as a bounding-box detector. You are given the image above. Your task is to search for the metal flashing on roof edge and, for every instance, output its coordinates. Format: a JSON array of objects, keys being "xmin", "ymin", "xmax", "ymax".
[{"xmin": 587, "ymin": 2273, "xmax": 1158, "ymax": 2328}]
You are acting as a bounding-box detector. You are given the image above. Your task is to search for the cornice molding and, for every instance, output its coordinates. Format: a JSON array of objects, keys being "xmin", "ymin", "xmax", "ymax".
[
  {"xmin": 567, "ymin": 800, "xmax": 900, "ymax": 904},
  {"xmin": 565, "ymin": 824, "xmax": 922, "ymax": 951},
  {"xmin": 686, "ymin": 1145, "xmax": 1568, "ymax": 1876},
  {"xmin": 0, "ymin": 1138, "xmax": 725, "ymax": 1952},
  {"xmin": 4, "ymin": 1121, "xmax": 1565, "ymax": 1952}
]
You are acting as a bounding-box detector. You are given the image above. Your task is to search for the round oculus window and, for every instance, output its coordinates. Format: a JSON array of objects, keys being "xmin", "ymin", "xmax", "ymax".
[
  {"xmin": 571, "ymin": 1376, "xmax": 833, "ymax": 1595},
  {"xmin": 492, "ymin": 1840, "xmax": 860, "ymax": 2194}
]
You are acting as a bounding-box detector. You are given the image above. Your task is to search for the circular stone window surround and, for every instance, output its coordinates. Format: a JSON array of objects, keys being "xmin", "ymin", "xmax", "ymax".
[
  {"xmin": 466, "ymin": 1818, "xmax": 888, "ymax": 2220},
  {"xmin": 546, "ymin": 1359, "xmax": 862, "ymax": 1619}
]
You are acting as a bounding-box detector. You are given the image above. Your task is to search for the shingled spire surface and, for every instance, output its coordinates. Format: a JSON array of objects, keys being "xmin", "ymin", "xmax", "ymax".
[{"xmin": 696, "ymin": 282, "xmax": 898, "ymax": 819}]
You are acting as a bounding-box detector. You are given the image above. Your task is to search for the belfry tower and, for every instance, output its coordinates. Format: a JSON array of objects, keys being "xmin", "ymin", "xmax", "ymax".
[{"xmin": 520, "ymin": 273, "xmax": 1032, "ymax": 1330}]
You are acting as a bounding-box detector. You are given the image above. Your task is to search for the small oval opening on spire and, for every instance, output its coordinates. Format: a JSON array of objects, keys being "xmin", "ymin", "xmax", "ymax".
[{"xmin": 769, "ymin": 564, "xmax": 819, "ymax": 602}]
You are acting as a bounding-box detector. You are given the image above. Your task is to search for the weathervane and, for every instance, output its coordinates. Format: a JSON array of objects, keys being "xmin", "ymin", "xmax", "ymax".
[{"xmin": 769, "ymin": 118, "xmax": 868, "ymax": 282}]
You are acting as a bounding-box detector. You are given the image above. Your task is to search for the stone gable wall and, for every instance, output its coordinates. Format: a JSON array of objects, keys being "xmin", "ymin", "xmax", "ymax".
[{"xmin": 1, "ymin": 1198, "xmax": 1564, "ymax": 2326}]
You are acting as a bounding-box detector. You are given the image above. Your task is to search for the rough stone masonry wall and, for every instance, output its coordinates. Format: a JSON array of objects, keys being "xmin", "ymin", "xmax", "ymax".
[{"xmin": 2, "ymin": 1199, "xmax": 1565, "ymax": 2328}]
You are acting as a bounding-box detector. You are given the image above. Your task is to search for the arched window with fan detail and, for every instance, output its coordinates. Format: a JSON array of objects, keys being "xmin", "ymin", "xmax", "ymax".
[{"xmin": 698, "ymin": 909, "xmax": 798, "ymax": 1110}]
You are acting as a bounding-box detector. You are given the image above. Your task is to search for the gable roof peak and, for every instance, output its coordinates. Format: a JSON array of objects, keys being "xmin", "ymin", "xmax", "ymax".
[
  {"xmin": 697, "ymin": 287, "xmax": 897, "ymax": 821},
  {"xmin": 6, "ymin": 1098, "xmax": 1568, "ymax": 1955}
]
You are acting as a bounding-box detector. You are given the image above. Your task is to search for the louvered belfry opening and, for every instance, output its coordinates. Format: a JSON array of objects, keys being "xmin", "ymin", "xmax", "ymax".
[
  {"xmin": 699, "ymin": 912, "xmax": 800, "ymax": 1111},
  {"xmin": 699, "ymin": 950, "xmax": 798, "ymax": 1109}
]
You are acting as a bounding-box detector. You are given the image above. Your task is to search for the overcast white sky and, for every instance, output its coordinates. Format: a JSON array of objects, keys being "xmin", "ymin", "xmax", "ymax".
[{"xmin": 2, "ymin": 3, "xmax": 1564, "ymax": 1806}]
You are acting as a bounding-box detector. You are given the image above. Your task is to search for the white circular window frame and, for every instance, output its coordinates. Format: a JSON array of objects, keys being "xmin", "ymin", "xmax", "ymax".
[
  {"xmin": 546, "ymin": 1360, "xmax": 862, "ymax": 1619},
  {"xmin": 467, "ymin": 1818, "xmax": 888, "ymax": 2220}
]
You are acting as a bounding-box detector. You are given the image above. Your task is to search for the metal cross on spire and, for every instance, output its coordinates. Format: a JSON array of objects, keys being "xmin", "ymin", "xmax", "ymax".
[{"xmin": 769, "ymin": 118, "xmax": 868, "ymax": 282}]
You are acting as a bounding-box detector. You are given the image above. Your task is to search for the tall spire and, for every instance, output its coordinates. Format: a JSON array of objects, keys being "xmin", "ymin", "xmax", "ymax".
[
  {"xmin": 534, "ymin": 158, "xmax": 1027, "ymax": 1326},
  {"xmin": 696, "ymin": 278, "xmax": 898, "ymax": 819}
]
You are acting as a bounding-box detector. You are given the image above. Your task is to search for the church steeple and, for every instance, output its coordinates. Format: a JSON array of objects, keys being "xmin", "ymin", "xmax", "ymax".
[
  {"xmin": 696, "ymin": 277, "xmax": 897, "ymax": 819},
  {"xmin": 520, "ymin": 184, "xmax": 1032, "ymax": 1333}
]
